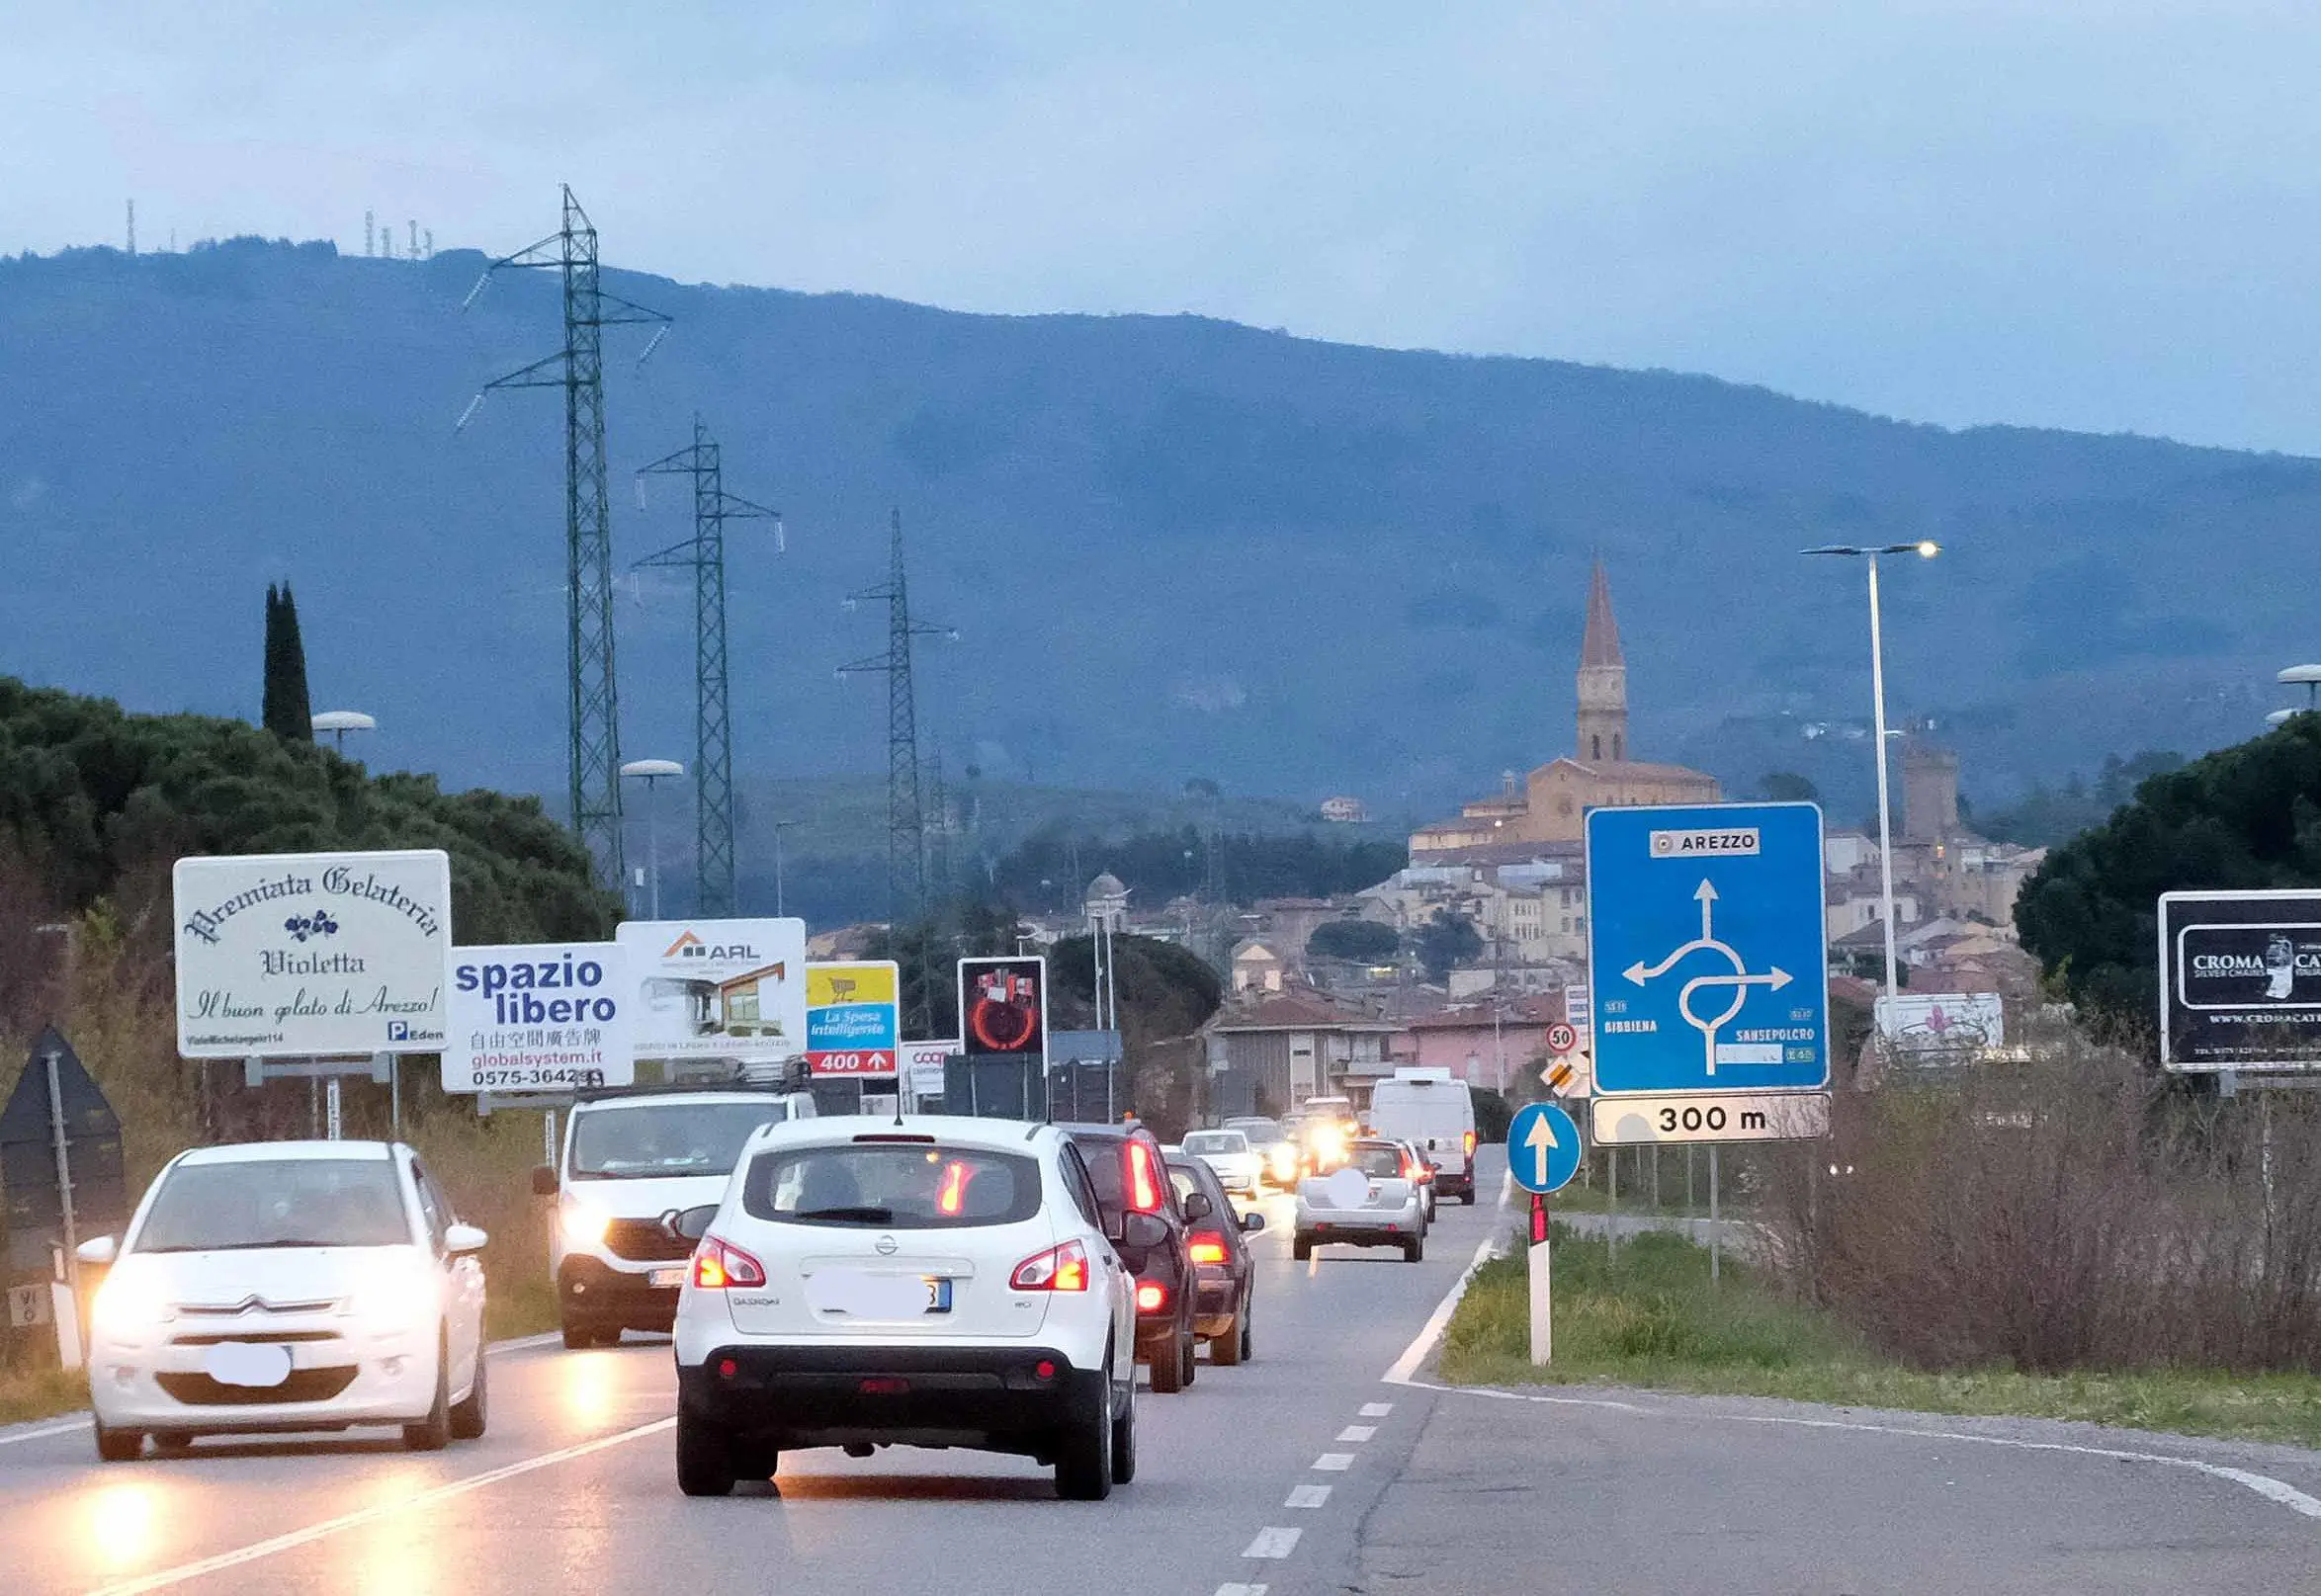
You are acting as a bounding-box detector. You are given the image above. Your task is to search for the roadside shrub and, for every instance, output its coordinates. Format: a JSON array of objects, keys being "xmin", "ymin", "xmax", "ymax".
[{"xmin": 1762, "ymin": 1028, "xmax": 2321, "ymax": 1376}]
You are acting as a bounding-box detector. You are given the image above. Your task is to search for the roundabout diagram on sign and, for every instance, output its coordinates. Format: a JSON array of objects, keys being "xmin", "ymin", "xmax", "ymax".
[{"xmin": 1620, "ymin": 880, "xmax": 1792, "ymax": 1077}]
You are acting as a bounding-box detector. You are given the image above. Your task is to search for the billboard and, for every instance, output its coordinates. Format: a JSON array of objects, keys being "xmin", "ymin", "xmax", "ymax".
[
  {"xmin": 2160, "ymin": 890, "xmax": 2321, "ymax": 1070},
  {"xmin": 804, "ymin": 961, "xmax": 902, "ymax": 1077},
  {"xmin": 614, "ymin": 918, "xmax": 809, "ymax": 1064},
  {"xmin": 1874, "ymin": 992, "xmax": 2006, "ymax": 1056},
  {"xmin": 443, "ymin": 942, "xmax": 634, "ymax": 1092},
  {"xmin": 959, "ymin": 957, "xmax": 1048, "ymax": 1063},
  {"xmin": 173, "ymin": 850, "xmax": 453, "ymax": 1058}
]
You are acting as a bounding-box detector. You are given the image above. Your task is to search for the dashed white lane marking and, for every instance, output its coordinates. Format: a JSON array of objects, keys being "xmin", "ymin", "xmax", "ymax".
[
  {"xmin": 1359, "ymin": 1402, "xmax": 1394, "ymax": 1417},
  {"xmin": 1285, "ymin": 1483, "xmax": 1332, "ymax": 1508},
  {"xmin": 84, "ymin": 1417, "xmax": 677, "ymax": 1595},
  {"xmin": 1312, "ymin": 1452, "xmax": 1354, "ymax": 1471},
  {"xmin": 1335, "ymin": 1424, "xmax": 1376, "ymax": 1443},
  {"xmin": 0, "ymin": 1417, "xmax": 87, "ymax": 1447},
  {"xmin": 1409, "ymin": 1378, "xmax": 2321, "ymax": 1527},
  {"xmin": 1241, "ymin": 1528, "xmax": 1302, "ymax": 1559},
  {"xmin": 1215, "ymin": 1585, "xmax": 1269, "ymax": 1596}
]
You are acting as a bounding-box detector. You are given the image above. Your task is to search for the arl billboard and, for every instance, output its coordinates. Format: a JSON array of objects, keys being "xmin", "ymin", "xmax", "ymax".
[{"xmin": 2161, "ymin": 889, "xmax": 2321, "ymax": 1070}]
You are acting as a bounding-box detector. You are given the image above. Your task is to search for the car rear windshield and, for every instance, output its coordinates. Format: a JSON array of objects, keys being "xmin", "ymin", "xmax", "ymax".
[
  {"xmin": 741, "ymin": 1143, "xmax": 1041, "ymax": 1228},
  {"xmin": 135, "ymin": 1158, "xmax": 409, "ymax": 1252},
  {"xmin": 1350, "ymin": 1144, "xmax": 1405, "ymax": 1178},
  {"xmin": 569, "ymin": 1101, "xmax": 790, "ymax": 1180},
  {"xmin": 1182, "ymin": 1131, "xmax": 1247, "ymax": 1155}
]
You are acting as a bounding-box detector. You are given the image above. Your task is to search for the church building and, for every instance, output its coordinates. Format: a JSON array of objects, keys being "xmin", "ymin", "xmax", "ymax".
[{"xmin": 1410, "ymin": 561, "xmax": 1721, "ymax": 855}]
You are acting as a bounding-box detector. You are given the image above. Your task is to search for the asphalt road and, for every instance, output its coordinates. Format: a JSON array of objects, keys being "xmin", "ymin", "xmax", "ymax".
[{"xmin": 5, "ymin": 1148, "xmax": 2319, "ymax": 1596}]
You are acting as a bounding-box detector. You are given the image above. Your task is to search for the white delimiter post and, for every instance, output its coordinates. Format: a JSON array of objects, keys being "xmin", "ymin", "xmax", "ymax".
[{"xmin": 1527, "ymin": 1194, "xmax": 1552, "ymax": 1364}]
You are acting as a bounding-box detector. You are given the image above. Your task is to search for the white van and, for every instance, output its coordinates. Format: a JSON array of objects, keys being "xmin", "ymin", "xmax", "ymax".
[
  {"xmin": 538, "ymin": 1085, "xmax": 816, "ymax": 1346},
  {"xmin": 1366, "ymin": 1068, "xmax": 1478, "ymax": 1204}
]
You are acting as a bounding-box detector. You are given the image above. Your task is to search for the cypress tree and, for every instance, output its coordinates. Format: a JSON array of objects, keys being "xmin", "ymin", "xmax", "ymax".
[{"xmin": 261, "ymin": 582, "xmax": 313, "ymax": 741}]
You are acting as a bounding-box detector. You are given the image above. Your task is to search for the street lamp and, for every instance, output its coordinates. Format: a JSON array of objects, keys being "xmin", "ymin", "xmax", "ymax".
[
  {"xmin": 1803, "ymin": 540, "xmax": 1940, "ymax": 1011},
  {"xmin": 619, "ymin": 759, "xmax": 685, "ymax": 919},
  {"xmin": 310, "ymin": 710, "xmax": 377, "ymax": 754},
  {"xmin": 771, "ymin": 820, "xmax": 800, "ymax": 918}
]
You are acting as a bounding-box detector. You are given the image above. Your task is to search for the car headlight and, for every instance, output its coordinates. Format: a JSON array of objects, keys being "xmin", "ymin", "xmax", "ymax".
[
  {"xmin": 91, "ymin": 1264, "xmax": 174, "ymax": 1340},
  {"xmin": 341, "ymin": 1249, "xmax": 442, "ymax": 1333},
  {"xmin": 560, "ymin": 1197, "xmax": 611, "ymax": 1248}
]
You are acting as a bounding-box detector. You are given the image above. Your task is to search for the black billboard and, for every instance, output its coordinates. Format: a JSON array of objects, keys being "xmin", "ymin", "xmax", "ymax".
[
  {"xmin": 958, "ymin": 957, "xmax": 1048, "ymax": 1062},
  {"xmin": 2159, "ymin": 890, "xmax": 2321, "ymax": 1070}
]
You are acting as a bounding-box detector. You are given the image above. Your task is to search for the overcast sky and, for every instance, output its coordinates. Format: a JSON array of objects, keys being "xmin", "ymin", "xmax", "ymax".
[{"xmin": 10, "ymin": 2, "xmax": 2321, "ymax": 454}]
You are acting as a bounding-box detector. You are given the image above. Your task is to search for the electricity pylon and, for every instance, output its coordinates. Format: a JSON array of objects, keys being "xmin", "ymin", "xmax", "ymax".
[
  {"xmin": 457, "ymin": 185, "xmax": 670, "ymax": 890},
  {"xmin": 840, "ymin": 509, "xmax": 954, "ymax": 1034},
  {"xmin": 636, "ymin": 417, "xmax": 781, "ymax": 918}
]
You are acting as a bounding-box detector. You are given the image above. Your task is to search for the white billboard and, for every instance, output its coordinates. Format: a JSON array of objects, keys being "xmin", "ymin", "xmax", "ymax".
[
  {"xmin": 174, "ymin": 850, "xmax": 453, "ymax": 1058},
  {"xmin": 442, "ymin": 942, "xmax": 635, "ymax": 1092},
  {"xmin": 614, "ymin": 918, "xmax": 808, "ymax": 1064},
  {"xmin": 903, "ymin": 1039, "xmax": 962, "ymax": 1104},
  {"xmin": 1874, "ymin": 991, "xmax": 2005, "ymax": 1054}
]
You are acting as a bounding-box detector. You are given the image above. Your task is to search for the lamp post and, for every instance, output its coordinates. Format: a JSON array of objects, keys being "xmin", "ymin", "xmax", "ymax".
[
  {"xmin": 771, "ymin": 820, "xmax": 800, "ymax": 917},
  {"xmin": 619, "ymin": 759, "xmax": 685, "ymax": 919},
  {"xmin": 309, "ymin": 710, "xmax": 377, "ymax": 754},
  {"xmin": 1804, "ymin": 541, "xmax": 1939, "ymax": 1012}
]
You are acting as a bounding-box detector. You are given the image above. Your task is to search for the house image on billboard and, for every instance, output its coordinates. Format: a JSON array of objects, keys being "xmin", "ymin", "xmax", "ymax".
[{"xmin": 642, "ymin": 962, "xmax": 789, "ymax": 1040}]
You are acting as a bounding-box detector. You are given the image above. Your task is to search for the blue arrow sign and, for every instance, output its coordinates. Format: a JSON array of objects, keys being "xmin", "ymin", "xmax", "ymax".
[
  {"xmin": 1587, "ymin": 802, "xmax": 1830, "ymax": 1095},
  {"xmin": 1507, "ymin": 1102, "xmax": 1582, "ymax": 1194}
]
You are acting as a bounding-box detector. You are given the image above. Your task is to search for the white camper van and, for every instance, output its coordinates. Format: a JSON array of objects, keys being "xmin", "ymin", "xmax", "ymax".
[{"xmin": 1365, "ymin": 1067, "xmax": 1478, "ymax": 1204}]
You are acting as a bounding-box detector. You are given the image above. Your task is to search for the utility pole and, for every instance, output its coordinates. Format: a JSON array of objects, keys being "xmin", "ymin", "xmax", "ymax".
[
  {"xmin": 458, "ymin": 186, "xmax": 670, "ymax": 890},
  {"xmin": 840, "ymin": 509, "xmax": 954, "ymax": 1034},
  {"xmin": 637, "ymin": 417, "xmax": 782, "ymax": 917}
]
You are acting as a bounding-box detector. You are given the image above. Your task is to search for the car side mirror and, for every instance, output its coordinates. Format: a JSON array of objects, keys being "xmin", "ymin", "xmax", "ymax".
[
  {"xmin": 76, "ymin": 1234, "xmax": 118, "ymax": 1267},
  {"xmin": 1181, "ymin": 1191, "xmax": 1214, "ymax": 1221},
  {"xmin": 1122, "ymin": 1212, "xmax": 1169, "ymax": 1251},
  {"xmin": 1240, "ymin": 1212, "xmax": 1266, "ymax": 1234},
  {"xmin": 531, "ymin": 1164, "xmax": 559, "ymax": 1198},
  {"xmin": 663, "ymin": 1205, "xmax": 718, "ymax": 1243},
  {"xmin": 445, "ymin": 1222, "xmax": 489, "ymax": 1255}
]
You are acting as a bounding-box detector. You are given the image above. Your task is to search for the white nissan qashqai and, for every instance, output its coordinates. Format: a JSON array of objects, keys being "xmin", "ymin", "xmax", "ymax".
[{"xmin": 671, "ymin": 1116, "xmax": 1142, "ymax": 1500}]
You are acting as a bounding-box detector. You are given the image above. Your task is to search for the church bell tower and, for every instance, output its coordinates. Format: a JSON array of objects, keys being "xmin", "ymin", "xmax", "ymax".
[{"xmin": 1577, "ymin": 559, "xmax": 1629, "ymax": 764}]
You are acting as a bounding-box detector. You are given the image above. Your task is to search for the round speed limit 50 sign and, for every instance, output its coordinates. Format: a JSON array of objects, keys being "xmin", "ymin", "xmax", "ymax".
[{"xmin": 1546, "ymin": 1022, "xmax": 1579, "ymax": 1055}]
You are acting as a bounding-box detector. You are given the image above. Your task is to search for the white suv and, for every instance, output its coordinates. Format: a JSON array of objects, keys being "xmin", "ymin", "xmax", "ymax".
[
  {"xmin": 671, "ymin": 1116, "xmax": 1141, "ymax": 1500},
  {"xmin": 540, "ymin": 1086, "xmax": 816, "ymax": 1347}
]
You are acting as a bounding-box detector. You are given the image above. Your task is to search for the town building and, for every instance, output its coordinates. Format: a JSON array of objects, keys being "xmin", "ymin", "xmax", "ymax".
[
  {"xmin": 1411, "ymin": 561, "xmax": 1720, "ymax": 856},
  {"xmin": 1320, "ymin": 796, "xmax": 1370, "ymax": 823}
]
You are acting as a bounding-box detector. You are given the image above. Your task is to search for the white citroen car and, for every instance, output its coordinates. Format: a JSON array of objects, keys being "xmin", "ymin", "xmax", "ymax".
[
  {"xmin": 80, "ymin": 1140, "xmax": 489, "ymax": 1461},
  {"xmin": 671, "ymin": 1116, "xmax": 1140, "ymax": 1500}
]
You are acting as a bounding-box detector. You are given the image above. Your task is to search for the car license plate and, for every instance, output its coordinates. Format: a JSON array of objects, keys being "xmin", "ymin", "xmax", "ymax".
[
  {"xmin": 648, "ymin": 1267, "xmax": 686, "ymax": 1289},
  {"xmin": 925, "ymin": 1278, "xmax": 953, "ymax": 1313},
  {"xmin": 204, "ymin": 1340, "xmax": 292, "ymax": 1388}
]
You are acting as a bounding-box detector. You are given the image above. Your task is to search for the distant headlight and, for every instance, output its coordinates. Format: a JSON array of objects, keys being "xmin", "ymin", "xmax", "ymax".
[
  {"xmin": 1268, "ymin": 1146, "xmax": 1298, "ymax": 1177},
  {"xmin": 341, "ymin": 1249, "xmax": 441, "ymax": 1333},
  {"xmin": 560, "ymin": 1198, "xmax": 611, "ymax": 1248},
  {"xmin": 91, "ymin": 1264, "xmax": 174, "ymax": 1339}
]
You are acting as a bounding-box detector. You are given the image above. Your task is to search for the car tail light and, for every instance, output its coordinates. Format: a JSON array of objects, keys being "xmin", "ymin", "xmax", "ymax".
[
  {"xmin": 1135, "ymin": 1281, "xmax": 1169, "ymax": 1313},
  {"xmin": 1125, "ymin": 1138, "xmax": 1163, "ymax": 1213},
  {"xmin": 1009, "ymin": 1239, "xmax": 1089, "ymax": 1292},
  {"xmin": 1463, "ymin": 1130, "xmax": 1478, "ymax": 1158},
  {"xmin": 690, "ymin": 1234, "xmax": 766, "ymax": 1290},
  {"xmin": 1189, "ymin": 1231, "xmax": 1228, "ymax": 1266}
]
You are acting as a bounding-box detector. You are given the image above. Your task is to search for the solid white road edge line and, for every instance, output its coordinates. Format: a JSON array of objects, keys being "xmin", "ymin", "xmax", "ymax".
[
  {"xmin": 0, "ymin": 1417, "xmax": 88, "ymax": 1447},
  {"xmin": 1, "ymin": 1329, "xmax": 571, "ymax": 1442},
  {"xmin": 85, "ymin": 1416, "xmax": 678, "ymax": 1596},
  {"xmin": 1381, "ymin": 1231, "xmax": 1504, "ymax": 1386},
  {"xmin": 1409, "ymin": 1378, "xmax": 2321, "ymax": 1526}
]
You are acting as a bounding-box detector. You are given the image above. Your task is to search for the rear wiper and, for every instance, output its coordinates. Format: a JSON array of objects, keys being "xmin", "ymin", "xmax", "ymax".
[{"xmin": 793, "ymin": 1206, "xmax": 895, "ymax": 1223}]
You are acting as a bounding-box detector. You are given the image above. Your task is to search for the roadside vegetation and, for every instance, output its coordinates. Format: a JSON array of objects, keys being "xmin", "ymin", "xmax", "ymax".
[{"xmin": 1444, "ymin": 1036, "xmax": 2321, "ymax": 1449}]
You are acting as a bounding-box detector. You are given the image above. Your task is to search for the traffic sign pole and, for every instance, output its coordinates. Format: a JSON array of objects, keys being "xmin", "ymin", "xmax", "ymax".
[
  {"xmin": 1709, "ymin": 1146, "xmax": 1721, "ymax": 1286},
  {"xmin": 1528, "ymin": 1193, "xmax": 1551, "ymax": 1365}
]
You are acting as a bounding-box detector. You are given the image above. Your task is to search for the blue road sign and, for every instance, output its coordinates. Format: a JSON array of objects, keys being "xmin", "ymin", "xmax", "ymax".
[
  {"xmin": 1587, "ymin": 802, "xmax": 1830, "ymax": 1095},
  {"xmin": 1507, "ymin": 1102, "xmax": 1582, "ymax": 1195}
]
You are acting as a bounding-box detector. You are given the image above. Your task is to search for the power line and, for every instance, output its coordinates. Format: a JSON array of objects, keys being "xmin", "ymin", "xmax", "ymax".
[
  {"xmin": 636, "ymin": 417, "xmax": 782, "ymax": 917},
  {"xmin": 456, "ymin": 185, "xmax": 671, "ymax": 891},
  {"xmin": 840, "ymin": 509, "xmax": 955, "ymax": 1032}
]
